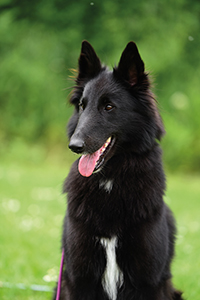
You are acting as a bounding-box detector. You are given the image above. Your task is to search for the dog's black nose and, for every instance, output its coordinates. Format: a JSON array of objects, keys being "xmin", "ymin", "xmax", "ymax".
[{"xmin": 68, "ymin": 138, "xmax": 85, "ymax": 154}]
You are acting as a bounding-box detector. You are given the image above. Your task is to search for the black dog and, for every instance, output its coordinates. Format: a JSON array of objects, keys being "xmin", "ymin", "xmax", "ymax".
[{"xmin": 55, "ymin": 41, "xmax": 183, "ymax": 300}]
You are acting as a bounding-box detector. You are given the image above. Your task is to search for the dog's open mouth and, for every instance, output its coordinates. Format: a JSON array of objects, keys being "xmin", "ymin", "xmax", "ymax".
[{"xmin": 78, "ymin": 136, "xmax": 115, "ymax": 177}]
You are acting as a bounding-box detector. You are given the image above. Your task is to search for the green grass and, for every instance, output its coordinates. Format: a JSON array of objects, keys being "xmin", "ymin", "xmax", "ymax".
[
  {"xmin": 166, "ymin": 175, "xmax": 200, "ymax": 299},
  {"xmin": 0, "ymin": 155, "xmax": 70, "ymax": 300},
  {"xmin": 0, "ymin": 155, "xmax": 200, "ymax": 299}
]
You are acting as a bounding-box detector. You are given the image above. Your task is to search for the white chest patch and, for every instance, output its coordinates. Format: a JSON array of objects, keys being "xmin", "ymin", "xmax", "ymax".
[
  {"xmin": 99, "ymin": 179, "xmax": 114, "ymax": 193},
  {"xmin": 100, "ymin": 236, "xmax": 124, "ymax": 300}
]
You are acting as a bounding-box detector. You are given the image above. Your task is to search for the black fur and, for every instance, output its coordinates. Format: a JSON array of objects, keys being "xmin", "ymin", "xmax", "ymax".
[{"xmin": 53, "ymin": 41, "xmax": 183, "ymax": 300}]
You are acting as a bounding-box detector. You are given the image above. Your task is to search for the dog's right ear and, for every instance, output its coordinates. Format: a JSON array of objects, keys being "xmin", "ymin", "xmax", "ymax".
[
  {"xmin": 115, "ymin": 42, "xmax": 145, "ymax": 86},
  {"xmin": 77, "ymin": 41, "xmax": 102, "ymax": 83}
]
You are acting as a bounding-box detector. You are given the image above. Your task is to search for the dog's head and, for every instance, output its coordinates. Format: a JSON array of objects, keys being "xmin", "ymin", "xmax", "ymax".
[{"xmin": 68, "ymin": 41, "xmax": 165, "ymax": 177}]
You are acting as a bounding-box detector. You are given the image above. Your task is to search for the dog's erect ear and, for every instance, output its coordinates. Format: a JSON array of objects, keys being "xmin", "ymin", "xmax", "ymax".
[
  {"xmin": 115, "ymin": 42, "xmax": 145, "ymax": 86},
  {"xmin": 77, "ymin": 41, "xmax": 102, "ymax": 82}
]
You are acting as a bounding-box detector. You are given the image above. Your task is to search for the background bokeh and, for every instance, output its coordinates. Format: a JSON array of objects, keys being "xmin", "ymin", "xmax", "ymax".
[
  {"xmin": 0, "ymin": 0, "xmax": 200, "ymax": 171},
  {"xmin": 0, "ymin": 1, "xmax": 200, "ymax": 299}
]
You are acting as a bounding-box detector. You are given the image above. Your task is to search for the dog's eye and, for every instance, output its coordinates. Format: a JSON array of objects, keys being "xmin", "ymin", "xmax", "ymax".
[
  {"xmin": 104, "ymin": 104, "xmax": 114, "ymax": 111},
  {"xmin": 79, "ymin": 102, "xmax": 84, "ymax": 111}
]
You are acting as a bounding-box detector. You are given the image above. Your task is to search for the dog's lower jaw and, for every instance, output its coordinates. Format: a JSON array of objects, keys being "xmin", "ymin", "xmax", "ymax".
[{"xmin": 93, "ymin": 136, "xmax": 116, "ymax": 173}]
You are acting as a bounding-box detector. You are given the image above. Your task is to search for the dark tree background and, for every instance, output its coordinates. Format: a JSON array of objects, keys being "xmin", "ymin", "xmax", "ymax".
[{"xmin": 0, "ymin": 0, "xmax": 200, "ymax": 171}]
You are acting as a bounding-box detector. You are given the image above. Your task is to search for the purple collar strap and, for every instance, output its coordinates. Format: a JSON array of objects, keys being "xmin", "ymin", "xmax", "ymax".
[{"xmin": 56, "ymin": 249, "xmax": 64, "ymax": 300}]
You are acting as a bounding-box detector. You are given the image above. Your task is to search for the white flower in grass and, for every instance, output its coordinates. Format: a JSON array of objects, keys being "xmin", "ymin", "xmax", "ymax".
[{"xmin": 43, "ymin": 267, "xmax": 58, "ymax": 282}]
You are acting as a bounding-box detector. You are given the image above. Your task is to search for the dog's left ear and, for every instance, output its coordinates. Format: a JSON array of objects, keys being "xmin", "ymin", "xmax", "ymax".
[
  {"xmin": 77, "ymin": 40, "xmax": 102, "ymax": 83},
  {"xmin": 115, "ymin": 42, "xmax": 145, "ymax": 86}
]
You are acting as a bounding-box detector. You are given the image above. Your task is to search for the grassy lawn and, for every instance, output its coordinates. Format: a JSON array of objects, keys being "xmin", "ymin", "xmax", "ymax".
[{"xmin": 0, "ymin": 154, "xmax": 199, "ymax": 299}]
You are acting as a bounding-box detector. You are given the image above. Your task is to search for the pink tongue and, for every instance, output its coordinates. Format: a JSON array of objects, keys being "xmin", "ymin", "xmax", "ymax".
[{"xmin": 78, "ymin": 150, "xmax": 101, "ymax": 177}]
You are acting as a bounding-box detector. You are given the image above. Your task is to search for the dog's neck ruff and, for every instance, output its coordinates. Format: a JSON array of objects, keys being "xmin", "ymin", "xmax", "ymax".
[{"xmin": 56, "ymin": 249, "xmax": 64, "ymax": 300}]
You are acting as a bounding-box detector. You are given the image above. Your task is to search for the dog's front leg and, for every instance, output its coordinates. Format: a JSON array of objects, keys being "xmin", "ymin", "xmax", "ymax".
[
  {"xmin": 57, "ymin": 219, "xmax": 107, "ymax": 300},
  {"xmin": 52, "ymin": 273, "xmax": 70, "ymax": 300},
  {"xmin": 52, "ymin": 263, "xmax": 107, "ymax": 300}
]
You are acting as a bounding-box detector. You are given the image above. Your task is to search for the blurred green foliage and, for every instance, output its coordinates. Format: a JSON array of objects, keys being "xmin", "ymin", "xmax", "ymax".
[{"xmin": 0, "ymin": 0, "xmax": 200, "ymax": 172}]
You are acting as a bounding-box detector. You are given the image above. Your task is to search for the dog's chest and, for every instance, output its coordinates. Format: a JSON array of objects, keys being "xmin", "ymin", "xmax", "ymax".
[
  {"xmin": 99, "ymin": 179, "xmax": 114, "ymax": 193},
  {"xmin": 100, "ymin": 236, "xmax": 123, "ymax": 300}
]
